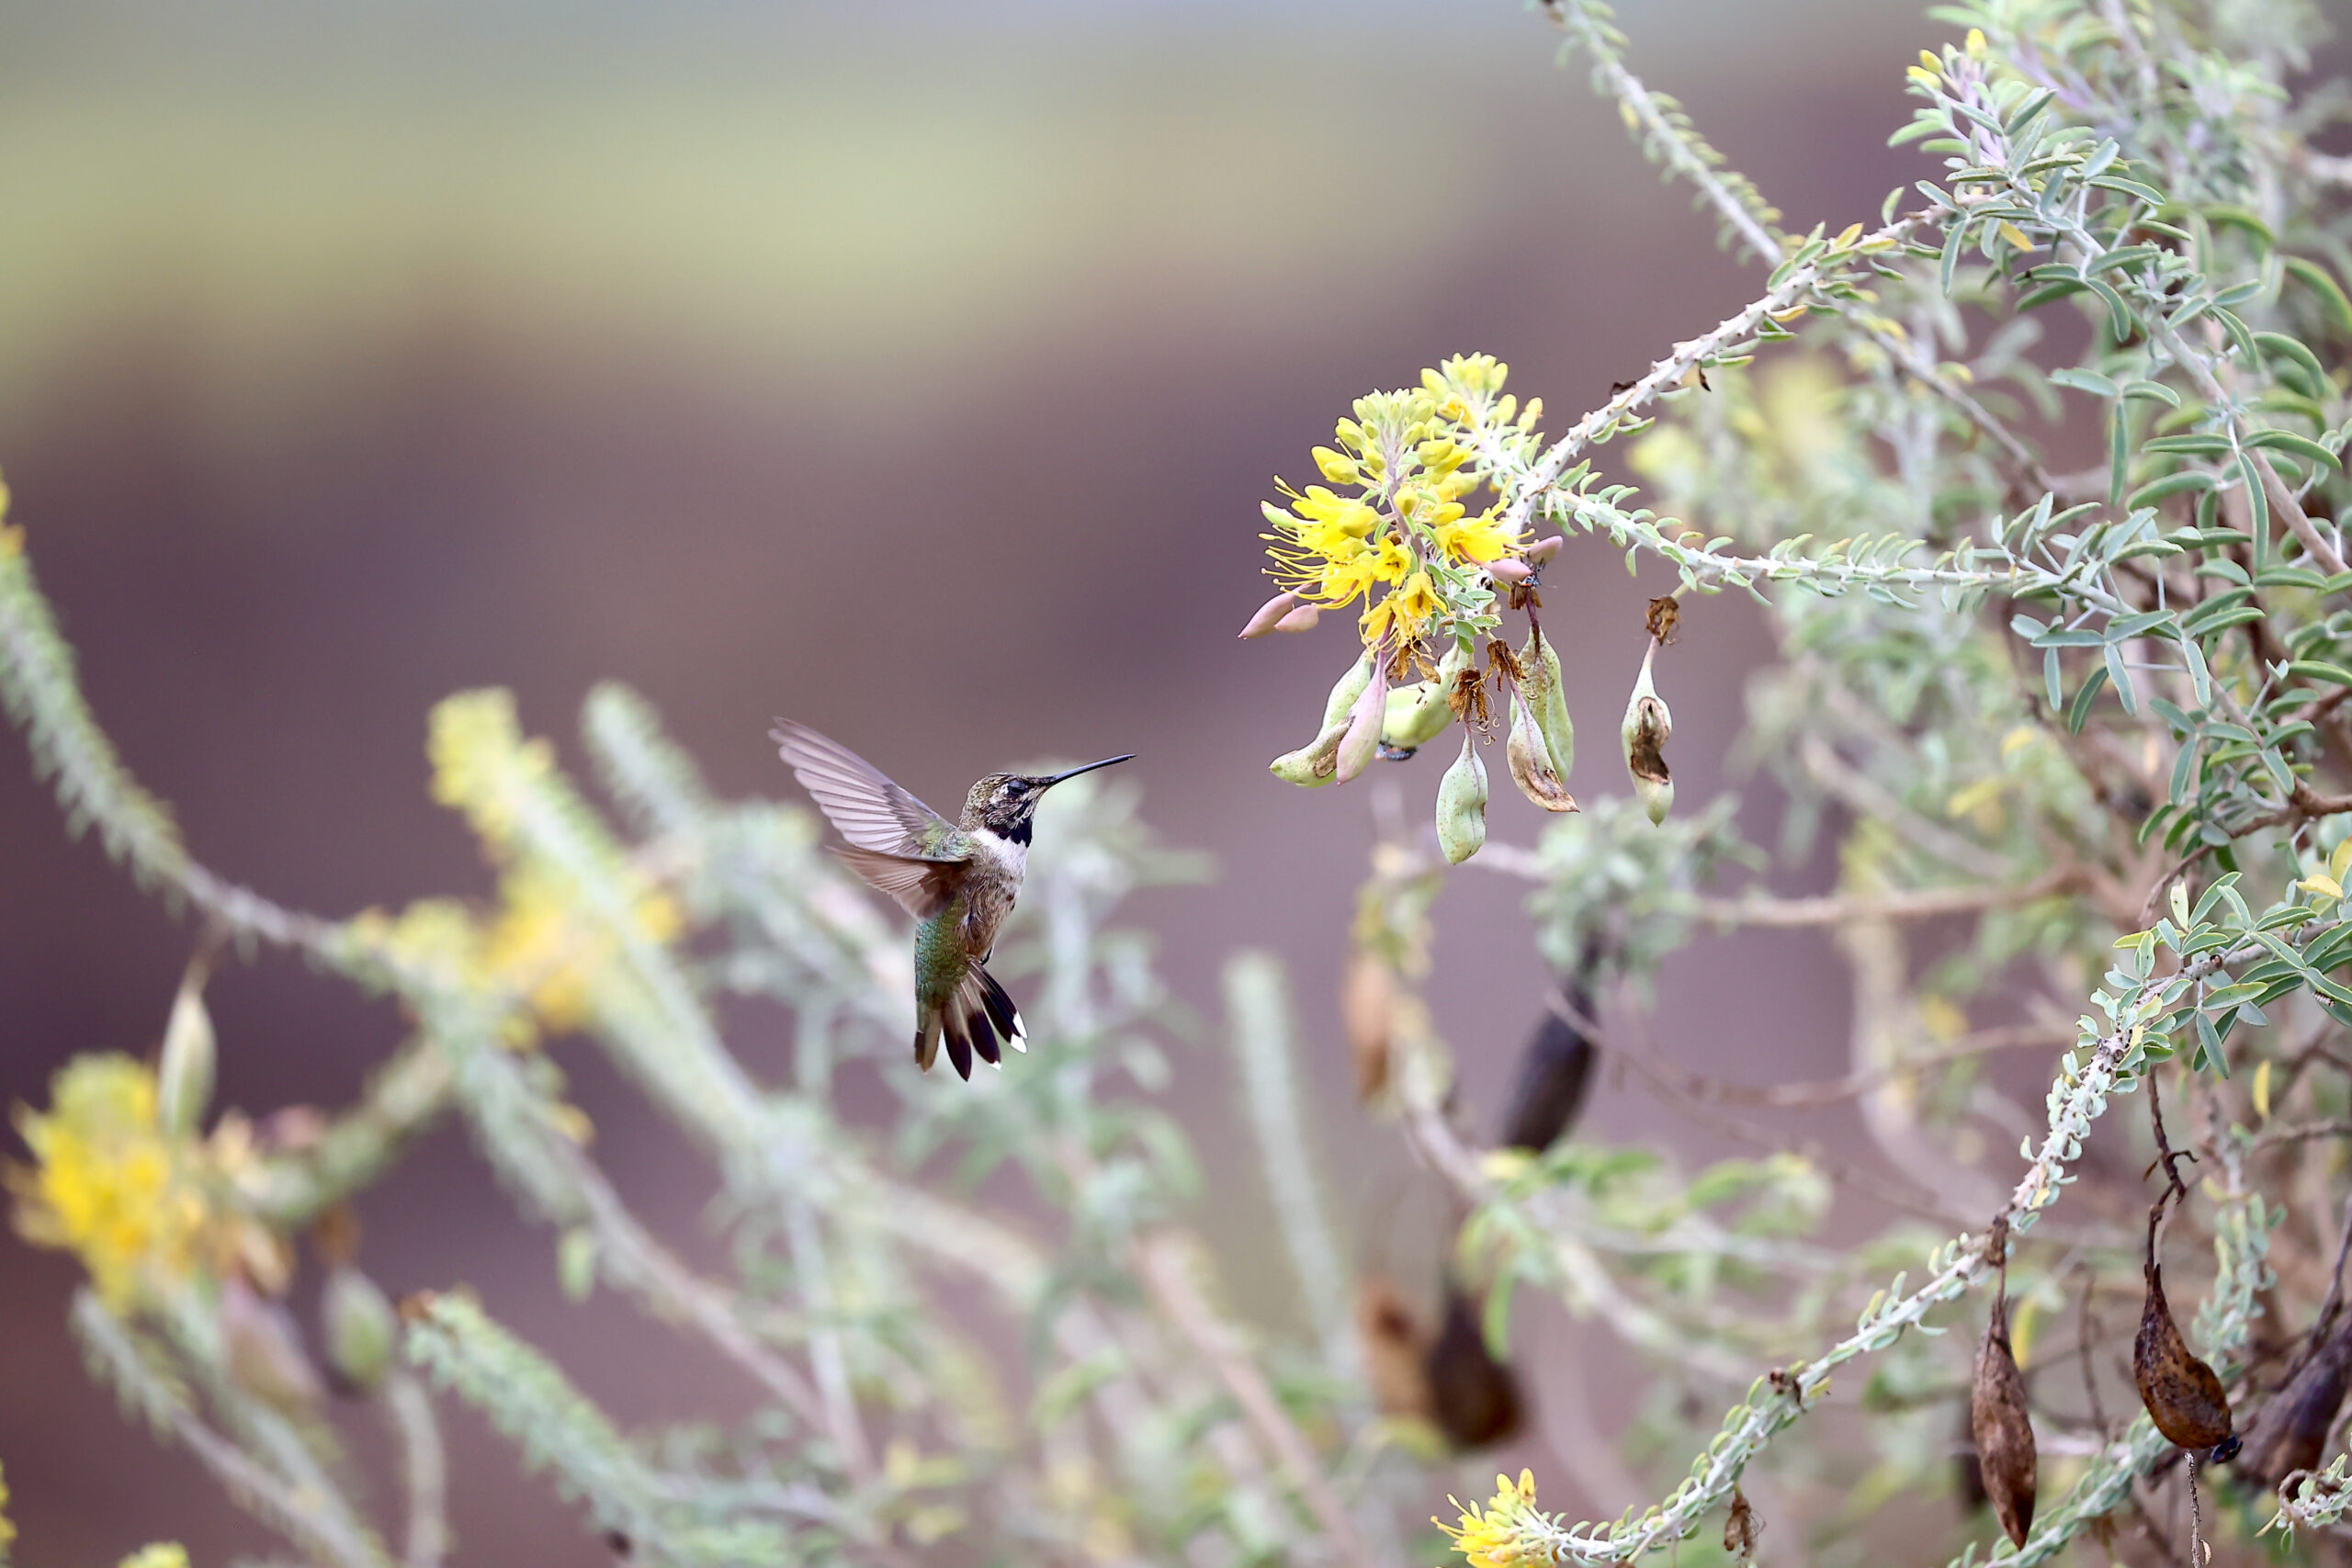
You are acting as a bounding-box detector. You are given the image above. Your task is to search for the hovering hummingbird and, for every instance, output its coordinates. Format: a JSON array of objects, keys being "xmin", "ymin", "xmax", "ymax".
[{"xmin": 771, "ymin": 722, "xmax": 1134, "ymax": 1080}]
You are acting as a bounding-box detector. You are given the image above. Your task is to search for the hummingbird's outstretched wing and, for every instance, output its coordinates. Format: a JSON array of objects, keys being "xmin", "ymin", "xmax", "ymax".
[
  {"xmin": 833, "ymin": 845, "xmax": 967, "ymax": 921},
  {"xmin": 772, "ymin": 721, "xmax": 967, "ymax": 858}
]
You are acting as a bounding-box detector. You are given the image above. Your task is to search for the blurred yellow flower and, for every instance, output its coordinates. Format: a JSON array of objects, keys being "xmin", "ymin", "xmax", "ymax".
[
  {"xmin": 0, "ymin": 1458, "xmax": 15, "ymax": 1558},
  {"xmin": 1436, "ymin": 1470, "xmax": 1541, "ymax": 1568},
  {"xmin": 10, "ymin": 1055, "xmax": 209, "ymax": 1307},
  {"xmin": 119, "ymin": 1546, "xmax": 191, "ymax": 1568}
]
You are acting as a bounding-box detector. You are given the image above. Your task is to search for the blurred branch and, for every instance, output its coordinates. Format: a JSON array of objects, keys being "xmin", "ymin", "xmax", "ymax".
[
  {"xmin": 73, "ymin": 1292, "xmax": 394, "ymax": 1568},
  {"xmin": 1222, "ymin": 952, "xmax": 1354, "ymax": 1368},
  {"xmin": 383, "ymin": 1374, "xmax": 449, "ymax": 1568}
]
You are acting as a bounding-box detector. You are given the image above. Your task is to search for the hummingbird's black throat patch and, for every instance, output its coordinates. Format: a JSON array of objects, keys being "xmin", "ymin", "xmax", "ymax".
[{"xmin": 998, "ymin": 816, "xmax": 1035, "ymax": 847}]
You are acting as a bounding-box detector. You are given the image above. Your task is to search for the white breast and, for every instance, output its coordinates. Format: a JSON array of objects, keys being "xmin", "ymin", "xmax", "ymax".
[{"xmin": 968, "ymin": 827, "xmax": 1029, "ymax": 877}]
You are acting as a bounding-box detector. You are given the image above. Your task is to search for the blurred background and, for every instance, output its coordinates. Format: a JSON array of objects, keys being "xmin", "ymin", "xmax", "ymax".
[{"xmin": 0, "ymin": 0, "xmax": 2181, "ymax": 1559}]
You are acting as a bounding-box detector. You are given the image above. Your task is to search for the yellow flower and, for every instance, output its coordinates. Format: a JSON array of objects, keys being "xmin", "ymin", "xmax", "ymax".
[
  {"xmin": 10, "ymin": 1055, "xmax": 209, "ymax": 1306},
  {"xmin": 1436, "ymin": 1471, "xmax": 1541, "ymax": 1568},
  {"xmin": 0, "ymin": 1458, "xmax": 15, "ymax": 1558},
  {"xmin": 481, "ymin": 863, "xmax": 683, "ymax": 1034},
  {"xmin": 1430, "ymin": 508, "xmax": 1521, "ymax": 566},
  {"xmin": 119, "ymin": 1547, "xmax": 191, "ymax": 1568},
  {"xmin": 1361, "ymin": 570, "xmax": 1442, "ymax": 647}
]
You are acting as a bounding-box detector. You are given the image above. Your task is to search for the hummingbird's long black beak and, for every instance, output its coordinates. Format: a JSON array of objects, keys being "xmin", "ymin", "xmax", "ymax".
[{"xmin": 1040, "ymin": 754, "xmax": 1135, "ymax": 788}]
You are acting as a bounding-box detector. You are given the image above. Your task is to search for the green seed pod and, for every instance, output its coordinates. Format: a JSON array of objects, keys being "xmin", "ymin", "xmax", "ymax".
[
  {"xmin": 1382, "ymin": 642, "xmax": 1471, "ymax": 754},
  {"xmin": 1333, "ymin": 658, "xmax": 1390, "ymax": 784},
  {"xmin": 1506, "ymin": 692, "xmax": 1578, "ymax": 813},
  {"xmin": 221, "ymin": 1276, "xmax": 324, "ymax": 1413},
  {"xmin": 1270, "ymin": 651, "xmax": 1376, "ymax": 787},
  {"xmin": 1518, "ymin": 627, "xmax": 1574, "ymax": 779},
  {"xmin": 1323, "ymin": 649, "xmax": 1375, "ymax": 730},
  {"xmin": 320, "ymin": 1264, "xmax": 398, "ymax": 1398},
  {"xmin": 155, "ymin": 973, "xmax": 215, "ymax": 1138},
  {"xmin": 1622, "ymin": 651, "xmax": 1673, "ymax": 826},
  {"xmin": 1435, "ymin": 735, "xmax": 1488, "ymax": 864}
]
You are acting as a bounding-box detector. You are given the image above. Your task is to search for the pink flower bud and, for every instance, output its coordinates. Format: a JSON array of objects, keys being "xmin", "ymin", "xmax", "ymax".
[
  {"xmin": 1238, "ymin": 591, "xmax": 1300, "ymax": 639},
  {"xmin": 1275, "ymin": 602, "xmax": 1322, "ymax": 633}
]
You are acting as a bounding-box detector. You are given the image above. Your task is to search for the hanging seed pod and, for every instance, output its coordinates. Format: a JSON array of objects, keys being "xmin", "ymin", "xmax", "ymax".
[
  {"xmin": 1269, "ymin": 651, "xmax": 1376, "ymax": 786},
  {"xmin": 2134, "ymin": 1260, "xmax": 2238, "ymax": 1457},
  {"xmin": 1622, "ymin": 648, "xmax": 1673, "ymax": 826},
  {"xmin": 1383, "ymin": 644, "xmax": 1471, "ymax": 755},
  {"xmin": 1518, "ymin": 626, "xmax": 1575, "ymax": 780},
  {"xmin": 1435, "ymin": 734, "xmax": 1488, "ymax": 864},
  {"xmin": 1971, "ymin": 1290, "xmax": 2037, "ymax": 1547},
  {"xmin": 155, "ymin": 966, "xmax": 217, "ymax": 1138},
  {"xmin": 320, "ymin": 1264, "xmax": 399, "ymax": 1398},
  {"xmin": 1506, "ymin": 693, "xmax": 1578, "ymax": 812},
  {"xmin": 220, "ymin": 1275, "xmax": 325, "ymax": 1413},
  {"xmin": 1426, "ymin": 1283, "xmax": 1521, "ymax": 1450},
  {"xmin": 1496, "ymin": 986, "xmax": 1596, "ymax": 1153},
  {"xmin": 2236, "ymin": 1312, "xmax": 2352, "ymax": 1489},
  {"xmin": 1355, "ymin": 1277, "xmax": 1435, "ymax": 1420},
  {"xmin": 1238, "ymin": 591, "xmax": 1301, "ymax": 639},
  {"xmin": 1340, "ymin": 954, "xmax": 1396, "ymax": 1101},
  {"xmin": 1333, "ymin": 656, "xmax": 1391, "ymax": 784}
]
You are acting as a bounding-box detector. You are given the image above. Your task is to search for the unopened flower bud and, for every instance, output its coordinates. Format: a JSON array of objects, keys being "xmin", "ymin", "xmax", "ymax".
[
  {"xmin": 320, "ymin": 1264, "xmax": 397, "ymax": 1398},
  {"xmin": 156, "ymin": 971, "xmax": 215, "ymax": 1138},
  {"xmin": 1333, "ymin": 658, "xmax": 1390, "ymax": 784},
  {"xmin": 1524, "ymin": 535, "xmax": 1564, "ymax": 564},
  {"xmin": 1435, "ymin": 735, "xmax": 1488, "ymax": 864},
  {"xmin": 1622, "ymin": 651, "xmax": 1673, "ymax": 826},
  {"xmin": 1274, "ymin": 602, "xmax": 1320, "ymax": 633},
  {"xmin": 1312, "ymin": 446, "xmax": 1359, "ymax": 485},
  {"xmin": 1238, "ymin": 591, "xmax": 1301, "ymax": 639},
  {"xmin": 1487, "ymin": 558, "xmax": 1532, "ymax": 584},
  {"xmin": 1507, "ymin": 693, "xmax": 1577, "ymax": 813}
]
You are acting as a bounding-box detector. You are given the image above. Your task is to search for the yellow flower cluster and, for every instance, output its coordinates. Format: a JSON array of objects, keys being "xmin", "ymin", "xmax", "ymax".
[
  {"xmin": 1261, "ymin": 356, "xmax": 1540, "ymax": 651},
  {"xmin": 10, "ymin": 1055, "xmax": 209, "ymax": 1307},
  {"xmin": 355, "ymin": 869, "xmax": 680, "ymax": 1044},
  {"xmin": 119, "ymin": 1547, "xmax": 190, "ymax": 1568},
  {"xmin": 380, "ymin": 688, "xmax": 684, "ymax": 1043},
  {"xmin": 1436, "ymin": 1470, "xmax": 1544, "ymax": 1568},
  {"xmin": 0, "ymin": 1458, "xmax": 14, "ymax": 1559}
]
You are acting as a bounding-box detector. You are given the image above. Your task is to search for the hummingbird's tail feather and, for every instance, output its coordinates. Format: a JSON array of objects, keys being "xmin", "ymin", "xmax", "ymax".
[
  {"xmin": 912, "ymin": 965, "xmax": 1023, "ymax": 1081},
  {"xmin": 974, "ymin": 965, "xmax": 1027, "ymax": 1055},
  {"xmin": 913, "ymin": 1009, "xmax": 944, "ymax": 1075}
]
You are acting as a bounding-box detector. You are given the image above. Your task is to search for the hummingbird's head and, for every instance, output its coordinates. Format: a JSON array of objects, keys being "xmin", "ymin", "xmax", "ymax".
[{"xmin": 963, "ymin": 754, "xmax": 1134, "ymax": 843}]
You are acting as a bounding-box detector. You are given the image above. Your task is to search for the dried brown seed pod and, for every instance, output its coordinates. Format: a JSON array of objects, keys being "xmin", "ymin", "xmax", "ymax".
[
  {"xmin": 1425, "ymin": 1284, "xmax": 1521, "ymax": 1450},
  {"xmin": 2134, "ymin": 1260, "xmax": 2237, "ymax": 1456},
  {"xmin": 1340, "ymin": 955, "xmax": 1396, "ymax": 1102},
  {"xmin": 1354, "ymin": 1277, "xmax": 1434, "ymax": 1420},
  {"xmin": 1506, "ymin": 693, "xmax": 1578, "ymax": 813},
  {"xmin": 1971, "ymin": 1291, "xmax": 2037, "ymax": 1547},
  {"xmin": 1723, "ymin": 1488, "xmax": 1758, "ymax": 1562},
  {"xmin": 1645, "ymin": 595, "xmax": 1680, "ymax": 645},
  {"xmin": 2236, "ymin": 1311, "xmax": 2352, "ymax": 1489},
  {"xmin": 1496, "ymin": 988, "xmax": 1596, "ymax": 1153}
]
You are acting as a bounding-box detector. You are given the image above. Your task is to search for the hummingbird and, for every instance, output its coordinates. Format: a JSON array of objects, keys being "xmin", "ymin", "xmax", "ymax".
[{"xmin": 771, "ymin": 721, "xmax": 1134, "ymax": 1080}]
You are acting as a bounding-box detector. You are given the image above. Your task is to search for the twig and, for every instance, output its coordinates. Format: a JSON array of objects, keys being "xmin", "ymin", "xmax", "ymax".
[
  {"xmin": 384, "ymin": 1373, "xmax": 449, "ymax": 1568},
  {"xmin": 1134, "ymin": 1232, "xmax": 1372, "ymax": 1567}
]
